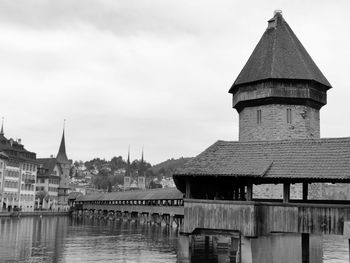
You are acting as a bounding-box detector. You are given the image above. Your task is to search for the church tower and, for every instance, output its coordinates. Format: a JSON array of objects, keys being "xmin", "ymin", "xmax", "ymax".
[
  {"xmin": 123, "ymin": 149, "xmax": 131, "ymax": 190},
  {"xmin": 56, "ymin": 127, "xmax": 71, "ymax": 204},
  {"xmin": 230, "ymin": 11, "xmax": 332, "ymax": 141}
]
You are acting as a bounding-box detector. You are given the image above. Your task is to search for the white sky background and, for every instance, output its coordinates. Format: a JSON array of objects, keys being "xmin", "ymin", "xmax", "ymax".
[{"xmin": 0, "ymin": 0, "xmax": 349, "ymax": 164}]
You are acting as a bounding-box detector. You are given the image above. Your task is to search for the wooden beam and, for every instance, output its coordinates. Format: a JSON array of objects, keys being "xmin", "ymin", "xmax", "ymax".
[
  {"xmin": 246, "ymin": 184, "xmax": 253, "ymax": 201},
  {"xmin": 303, "ymin": 183, "xmax": 308, "ymax": 201},
  {"xmin": 283, "ymin": 183, "xmax": 290, "ymax": 203}
]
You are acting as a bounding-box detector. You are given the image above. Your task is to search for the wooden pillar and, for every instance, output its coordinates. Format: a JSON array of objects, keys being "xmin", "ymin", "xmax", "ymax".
[
  {"xmin": 283, "ymin": 183, "xmax": 290, "ymax": 203},
  {"xmin": 204, "ymin": 236, "xmax": 210, "ymax": 250},
  {"xmin": 234, "ymin": 186, "xmax": 239, "ymax": 200},
  {"xmin": 177, "ymin": 235, "xmax": 191, "ymax": 262},
  {"xmin": 303, "ymin": 183, "xmax": 308, "ymax": 201},
  {"xmin": 185, "ymin": 178, "xmax": 191, "ymax": 199},
  {"xmin": 246, "ymin": 184, "xmax": 253, "ymax": 201},
  {"xmin": 240, "ymin": 185, "xmax": 245, "ymax": 200},
  {"xmin": 302, "ymin": 233, "xmax": 310, "ymax": 263}
]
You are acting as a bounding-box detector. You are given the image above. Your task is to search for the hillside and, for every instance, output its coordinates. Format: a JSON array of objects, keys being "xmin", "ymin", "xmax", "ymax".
[{"xmin": 148, "ymin": 157, "xmax": 192, "ymax": 178}]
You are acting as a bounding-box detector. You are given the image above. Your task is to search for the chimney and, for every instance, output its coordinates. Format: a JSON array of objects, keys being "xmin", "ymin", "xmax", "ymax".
[{"xmin": 18, "ymin": 138, "xmax": 21, "ymax": 144}]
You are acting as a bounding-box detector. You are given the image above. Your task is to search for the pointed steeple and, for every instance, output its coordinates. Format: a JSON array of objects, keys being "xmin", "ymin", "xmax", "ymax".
[
  {"xmin": 0, "ymin": 117, "xmax": 4, "ymax": 136},
  {"xmin": 140, "ymin": 147, "xmax": 144, "ymax": 177},
  {"xmin": 230, "ymin": 10, "xmax": 331, "ymax": 92},
  {"xmin": 56, "ymin": 121, "xmax": 69, "ymax": 163},
  {"xmin": 126, "ymin": 146, "xmax": 130, "ymax": 177}
]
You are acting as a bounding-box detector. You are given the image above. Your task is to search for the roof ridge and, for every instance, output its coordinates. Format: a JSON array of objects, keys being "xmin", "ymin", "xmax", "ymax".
[{"xmin": 217, "ymin": 137, "xmax": 350, "ymax": 145}]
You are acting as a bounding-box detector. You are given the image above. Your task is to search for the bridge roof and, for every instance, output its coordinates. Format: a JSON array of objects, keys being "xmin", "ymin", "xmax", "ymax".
[
  {"xmin": 76, "ymin": 187, "xmax": 183, "ymax": 202},
  {"xmin": 173, "ymin": 137, "xmax": 350, "ymax": 182}
]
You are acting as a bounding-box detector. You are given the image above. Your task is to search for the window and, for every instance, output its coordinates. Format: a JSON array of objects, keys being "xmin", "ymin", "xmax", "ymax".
[
  {"xmin": 287, "ymin": 108, "xmax": 292, "ymax": 124},
  {"xmin": 257, "ymin": 110, "xmax": 262, "ymax": 125}
]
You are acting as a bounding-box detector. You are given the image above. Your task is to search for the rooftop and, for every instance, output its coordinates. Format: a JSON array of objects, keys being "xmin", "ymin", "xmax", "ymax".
[
  {"xmin": 174, "ymin": 137, "xmax": 350, "ymax": 181},
  {"xmin": 229, "ymin": 11, "xmax": 331, "ymax": 93}
]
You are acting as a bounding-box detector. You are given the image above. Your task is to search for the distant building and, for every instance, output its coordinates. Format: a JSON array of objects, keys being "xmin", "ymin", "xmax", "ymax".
[
  {"xmin": 36, "ymin": 158, "xmax": 60, "ymax": 209},
  {"xmin": 0, "ymin": 123, "xmax": 37, "ymax": 212},
  {"xmin": 37, "ymin": 128, "xmax": 71, "ymax": 210}
]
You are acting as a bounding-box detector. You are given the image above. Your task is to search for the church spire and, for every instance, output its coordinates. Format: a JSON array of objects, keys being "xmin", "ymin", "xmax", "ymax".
[
  {"xmin": 0, "ymin": 117, "xmax": 4, "ymax": 136},
  {"xmin": 126, "ymin": 146, "xmax": 130, "ymax": 177},
  {"xmin": 140, "ymin": 147, "xmax": 144, "ymax": 176},
  {"xmin": 56, "ymin": 120, "xmax": 69, "ymax": 163}
]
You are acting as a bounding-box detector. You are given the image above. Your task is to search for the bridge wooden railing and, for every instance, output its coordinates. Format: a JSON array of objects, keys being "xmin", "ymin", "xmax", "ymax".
[{"xmin": 184, "ymin": 199, "xmax": 350, "ymax": 237}]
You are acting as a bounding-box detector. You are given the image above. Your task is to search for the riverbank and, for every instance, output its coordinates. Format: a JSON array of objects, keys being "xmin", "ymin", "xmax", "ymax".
[{"xmin": 0, "ymin": 210, "xmax": 70, "ymax": 217}]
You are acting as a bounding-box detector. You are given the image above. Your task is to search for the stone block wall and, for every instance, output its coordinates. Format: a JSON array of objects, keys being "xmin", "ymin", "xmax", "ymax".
[
  {"xmin": 239, "ymin": 104, "xmax": 320, "ymax": 141},
  {"xmin": 253, "ymin": 183, "xmax": 350, "ymax": 200}
]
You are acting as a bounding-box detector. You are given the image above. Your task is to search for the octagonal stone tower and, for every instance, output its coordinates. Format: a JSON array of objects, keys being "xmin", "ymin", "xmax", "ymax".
[{"xmin": 230, "ymin": 11, "xmax": 332, "ymax": 141}]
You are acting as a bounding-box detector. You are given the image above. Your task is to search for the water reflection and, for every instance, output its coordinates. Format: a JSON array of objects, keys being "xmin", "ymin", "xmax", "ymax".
[{"xmin": 0, "ymin": 216, "xmax": 348, "ymax": 262}]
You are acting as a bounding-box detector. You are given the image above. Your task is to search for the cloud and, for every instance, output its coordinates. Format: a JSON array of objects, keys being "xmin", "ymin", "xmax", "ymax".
[{"xmin": 0, "ymin": 0, "xmax": 349, "ymax": 164}]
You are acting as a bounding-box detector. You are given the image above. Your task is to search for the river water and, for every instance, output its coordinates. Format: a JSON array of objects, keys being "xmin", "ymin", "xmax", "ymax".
[{"xmin": 0, "ymin": 216, "xmax": 348, "ymax": 263}]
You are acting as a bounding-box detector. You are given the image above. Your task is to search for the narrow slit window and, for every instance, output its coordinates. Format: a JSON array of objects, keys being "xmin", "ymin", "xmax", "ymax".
[
  {"xmin": 257, "ymin": 110, "xmax": 262, "ymax": 125},
  {"xmin": 287, "ymin": 108, "xmax": 292, "ymax": 124}
]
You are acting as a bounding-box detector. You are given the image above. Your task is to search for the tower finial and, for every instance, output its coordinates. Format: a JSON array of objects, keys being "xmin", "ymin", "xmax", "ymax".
[
  {"xmin": 0, "ymin": 117, "xmax": 4, "ymax": 136},
  {"xmin": 63, "ymin": 119, "xmax": 66, "ymax": 131}
]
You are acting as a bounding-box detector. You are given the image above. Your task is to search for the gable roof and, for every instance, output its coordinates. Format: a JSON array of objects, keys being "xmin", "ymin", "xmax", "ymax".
[
  {"xmin": 230, "ymin": 12, "xmax": 331, "ymax": 92},
  {"xmin": 174, "ymin": 138, "xmax": 350, "ymax": 181}
]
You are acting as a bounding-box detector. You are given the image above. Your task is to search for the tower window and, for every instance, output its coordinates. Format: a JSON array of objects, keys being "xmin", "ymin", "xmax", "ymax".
[
  {"xmin": 257, "ymin": 110, "xmax": 262, "ymax": 125},
  {"xmin": 287, "ymin": 108, "xmax": 292, "ymax": 124}
]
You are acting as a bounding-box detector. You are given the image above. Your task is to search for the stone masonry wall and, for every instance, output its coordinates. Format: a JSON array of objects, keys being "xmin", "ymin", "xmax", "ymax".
[
  {"xmin": 253, "ymin": 183, "xmax": 350, "ymax": 200},
  {"xmin": 239, "ymin": 104, "xmax": 320, "ymax": 141}
]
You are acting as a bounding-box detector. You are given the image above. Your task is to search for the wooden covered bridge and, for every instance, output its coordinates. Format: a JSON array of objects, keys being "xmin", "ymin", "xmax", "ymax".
[{"xmin": 73, "ymin": 188, "xmax": 184, "ymax": 227}]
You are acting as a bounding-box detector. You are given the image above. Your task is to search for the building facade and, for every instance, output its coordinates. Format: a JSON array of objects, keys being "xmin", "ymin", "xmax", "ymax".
[{"xmin": 0, "ymin": 126, "xmax": 37, "ymax": 212}]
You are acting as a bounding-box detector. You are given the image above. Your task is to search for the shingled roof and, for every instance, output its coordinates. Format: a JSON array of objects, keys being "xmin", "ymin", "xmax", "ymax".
[
  {"xmin": 174, "ymin": 138, "xmax": 350, "ymax": 181},
  {"xmin": 229, "ymin": 11, "xmax": 331, "ymax": 92}
]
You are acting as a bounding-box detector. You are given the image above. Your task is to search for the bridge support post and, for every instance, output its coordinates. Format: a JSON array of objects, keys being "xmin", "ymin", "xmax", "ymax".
[
  {"xmin": 177, "ymin": 234, "xmax": 191, "ymax": 263},
  {"xmin": 169, "ymin": 215, "xmax": 174, "ymax": 227},
  {"xmin": 240, "ymin": 233, "xmax": 322, "ymax": 263}
]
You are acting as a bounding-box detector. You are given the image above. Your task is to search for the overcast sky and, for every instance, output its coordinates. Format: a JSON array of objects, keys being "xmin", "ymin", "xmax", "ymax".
[{"xmin": 0, "ymin": 0, "xmax": 349, "ymax": 164}]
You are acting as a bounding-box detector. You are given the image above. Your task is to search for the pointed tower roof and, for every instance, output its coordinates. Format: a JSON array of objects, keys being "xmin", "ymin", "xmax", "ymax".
[
  {"xmin": 56, "ymin": 129, "xmax": 69, "ymax": 163},
  {"xmin": 140, "ymin": 147, "xmax": 145, "ymax": 177},
  {"xmin": 230, "ymin": 11, "xmax": 331, "ymax": 92},
  {"xmin": 0, "ymin": 118, "xmax": 4, "ymax": 137},
  {"xmin": 126, "ymin": 147, "xmax": 131, "ymax": 177}
]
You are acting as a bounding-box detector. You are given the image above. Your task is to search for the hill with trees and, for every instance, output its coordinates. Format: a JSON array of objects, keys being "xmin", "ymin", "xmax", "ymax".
[{"xmin": 71, "ymin": 156, "xmax": 191, "ymax": 191}]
